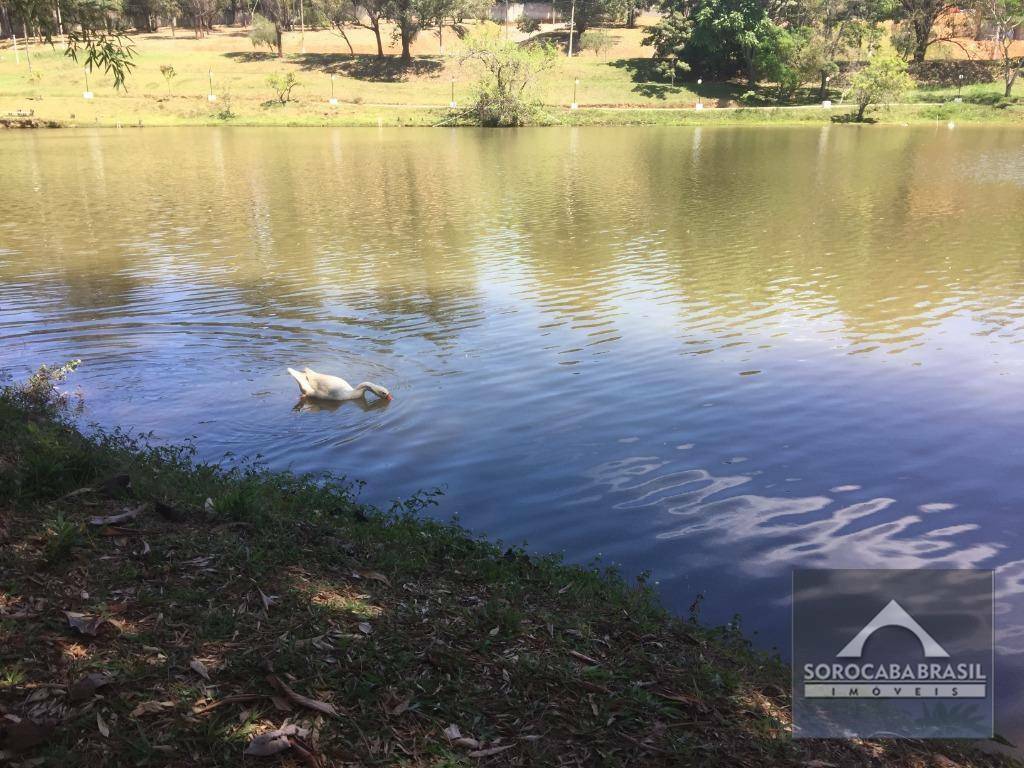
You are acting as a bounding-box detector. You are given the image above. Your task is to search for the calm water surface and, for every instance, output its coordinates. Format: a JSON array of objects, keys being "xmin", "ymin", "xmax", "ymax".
[{"xmin": 3, "ymin": 125, "xmax": 1024, "ymax": 734}]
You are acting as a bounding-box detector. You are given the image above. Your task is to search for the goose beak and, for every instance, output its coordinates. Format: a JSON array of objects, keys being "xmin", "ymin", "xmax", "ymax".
[{"xmin": 385, "ymin": 393, "xmax": 393, "ymax": 401}]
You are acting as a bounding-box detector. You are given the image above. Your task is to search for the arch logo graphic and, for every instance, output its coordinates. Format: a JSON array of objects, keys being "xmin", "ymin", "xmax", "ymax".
[{"xmin": 792, "ymin": 569, "xmax": 993, "ymax": 738}]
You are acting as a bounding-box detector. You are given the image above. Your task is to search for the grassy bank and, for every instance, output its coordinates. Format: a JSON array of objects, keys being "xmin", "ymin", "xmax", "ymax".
[
  {"xmin": 0, "ymin": 368, "xmax": 1019, "ymax": 766},
  {"xmin": 1, "ymin": 25, "xmax": 1023, "ymax": 127}
]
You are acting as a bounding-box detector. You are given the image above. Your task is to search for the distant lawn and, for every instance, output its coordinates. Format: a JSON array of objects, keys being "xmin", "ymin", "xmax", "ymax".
[{"xmin": 0, "ymin": 24, "xmax": 1021, "ymax": 126}]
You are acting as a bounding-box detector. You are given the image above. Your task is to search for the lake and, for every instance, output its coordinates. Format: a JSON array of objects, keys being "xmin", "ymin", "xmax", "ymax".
[{"xmin": 3, "ymin": 125, "xmax": 1024, "ymax": 737}]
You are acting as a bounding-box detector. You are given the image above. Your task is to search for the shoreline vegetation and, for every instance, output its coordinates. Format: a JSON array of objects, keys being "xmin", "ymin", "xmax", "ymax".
[
  {"xmin": 1, "ymin": 25, "xmax": 1022, "ymax": 128},
  {"xmin": 1, "ymin": 368, "xmax": 1021, "ymax": 766}
]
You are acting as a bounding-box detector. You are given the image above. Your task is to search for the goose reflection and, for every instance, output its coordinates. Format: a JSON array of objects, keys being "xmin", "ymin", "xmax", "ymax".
[{"xmin": 292, "ymin": 396, "xmax": 391, "ymax": 414}]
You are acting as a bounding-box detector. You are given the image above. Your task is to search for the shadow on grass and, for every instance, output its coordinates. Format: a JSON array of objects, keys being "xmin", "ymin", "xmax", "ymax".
[
  {"xmin": 293, "ymin": 52, "xmax": 443, "ymax": 81},
  {"xmin": 223, "ymin": 50, "xmax": 278, "ymax": 63},
  {"xmin": 830, "ymin": 112, "xmax": 873, "ymax": 123},
  {"xmin": 608, "ymin": 58, "xmax": 739, "ymax": 104}
]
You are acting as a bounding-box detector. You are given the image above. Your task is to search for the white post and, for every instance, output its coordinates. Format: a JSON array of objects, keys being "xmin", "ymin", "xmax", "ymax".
[
  {"xmin": 11, "ymin": 35, "xmax": 18, "ymax": 65},
  {"xmin": 567, "ymin": 0, "xmax": 575, "ymax": 57},
  {"xmin": 56, "ymin": 0, "xmax": 64, "ymax": 38}
]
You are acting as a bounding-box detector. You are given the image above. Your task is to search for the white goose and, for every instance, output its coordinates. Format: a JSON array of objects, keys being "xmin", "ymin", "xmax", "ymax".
[{"xmin": 287, "ymin": 367, "xmax": 392, "ymax": 402}]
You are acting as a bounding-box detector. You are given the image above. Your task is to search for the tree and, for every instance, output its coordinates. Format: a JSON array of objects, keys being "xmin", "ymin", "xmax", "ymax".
[
  {"xmin": 180, "ymin": 0, "xmax": 221, "ymax": 37},
  {"xmin": 847, "ymin": 53, "xmax": 914, "ymax": 119},
  {"xmin": 755, "ymin": 24, "xmax": 825, "ymax": 101},
  {"xmin": 7, "ymin": 0, "xmax": 136, "ymax": 89},
  {"xmin": 321, "ymin": 0, "xmax": 389, "ymax": 55},
  {"xmin": 250, "ymin": 11, "xmax": 282, "ymax": 54},
  {"xmin": 645, "ymin": 0, "xmax": 777, "ymax": 84},
  {"xmin": 972, "ymin": 0, "xmax": 1024, "ymax": 96},
  {"xmin": 267, "ymin": 71, "xmax": 300, "ymax": 101},
  {"xmin": 791, "ymin": 0, "xmax": 886, "ymax": 97},
  {"xmin": 458, "ymin": 22, "xmax": 556, "ymax": 125},
  {"xmin": 552, "ymin": 0, "xmax": 625, "ymax": 41},
  {"xmin": 388, "ymin": 0, "xmax": 428, "ymax": 62},
  {"xmin": 160, "ymin": 63, "xmax": 176, "ymax": 95},
  {"xmin": 891, "ymin": 0, "xmax": 972, "ymax": 61},
  {"xmin": 580, "ymin": 28, "xmax": 614, "ymax": 55},
  {"xmin": 253, "ymin": 0, "xmax": 294, "ymax": 56}
]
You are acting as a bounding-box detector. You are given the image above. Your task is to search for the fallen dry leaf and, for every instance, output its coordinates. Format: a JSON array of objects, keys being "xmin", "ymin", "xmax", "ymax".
[
  {"xmin": 267, "ymin": 675, "xmax": 338, "ymax": 718},
  {"xmin": 567, "ymin": 649, "xmax": 600, "ymax": 666},
  {"xmin": 258, "ymin": 588, "xmax": 278, "ymax": 612},
  {"xmin": 189, "ymin": 659, "xmax": 211, "ymax": 681},
  {"xmin": 388, "ymin": 697, "xmax": 411, "ymax": 716},
  {"xmin": 96, "ymin": 712, "xmax": 110, "ymax": 738},
  {"xmin": 131, "ymin": 701, "xmax": 175, "ymax": 717},
  {"xmin": 69, "ymin": 672, "xmax": 112, "ymax": 703},
  {"xmin": 243, "ymin": 724, "xmax": 308, "ymax": 757},
  {"xmin": 443, "ymin": 724, "xmax": 463, "ymax": 740},
  {"xmin": 88, "ymin": 505, "xmax": 144, "ymax": 526},
  {"xmin": 357, "ymin": 622, "xmax": 372, "ymax": 635},
  {"xmin": 64, "ymin": 611, "xmax": 108, "ymax": 637}
]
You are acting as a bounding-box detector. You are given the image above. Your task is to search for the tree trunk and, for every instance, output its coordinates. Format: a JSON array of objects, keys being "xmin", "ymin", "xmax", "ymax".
[
  {"xmin": 372, "ymin": 22, "xmax": 383, "ymax": 56},
  {"xmin": 1006, "ymin": 64, "xmax": 1018, "ymax": 97},
  {"xmin": 857, "ymin": 100, "xmax": 867, "ymax": 120},
  {"xmin": 912, "ymin": 16, "xmax": 932, "ymax": 62},
  {"xmin": 400, "ymin": 25, "xmax": 412, "ymax": 62},
  {"xmin": 819, "ymin": 70, "xmax": 828, "ymax": 99},
  {"xmin": 275, "ymin": 22, "xmax": 283, "ymax": 57},
  {"xmin": 170, "ymin": 16, "xmax": 176, "ymax": 37}
]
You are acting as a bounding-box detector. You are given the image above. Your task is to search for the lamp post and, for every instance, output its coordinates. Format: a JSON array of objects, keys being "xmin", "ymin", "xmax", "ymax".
[
  {"xmin": 571, "ymin": 77, "xmax": 579, "ymax": 109},
  {"xmin": 208, "ymin": 69, "xmax": 216, "ymax": 102},
  {"xmin": 822, "ymin": 75, "xmax": 831, "ymax": 107},
  {"xmin": 83, "ymin": 66, "xmax": 93, "ymax": 99},
  {"xmin": 956, "ymin": 73, "xmax": 963, "ymax": 102},
  {"xmin": 329, "ymin": 74, "xmax": 338, "ymax": 105},
  {"xmin": 695, "ymin": 77, "xmax": 703, "ymax": 110},
  {"xmin": 449, "ymin": 75, "xmax": 457, "ymax": 109}
]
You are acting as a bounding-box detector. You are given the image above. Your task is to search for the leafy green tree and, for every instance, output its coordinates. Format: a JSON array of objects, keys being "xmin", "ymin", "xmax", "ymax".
[
  {"xmin": 7, "ymin": 0, "xmax": 136, "ymax": 89},
  {"xmin": 646, "ymin": 0, "xmax": 777, "ymax": 84},
  {"xmin": 267, "ymin": 70, "xmax": 300, "ymax": 101},
  {"xmin": 971, "ymin": 0, "xmax": 1024, "ymax": 96},
  {"xmin": 388, "ymin": 0, "xmax": 430, "ymax": 61},
  {"xmin": 847, "ymin": 53, "xmax": 914, "ymax": 119},
  {"xmin": 458, "ymin": 22, "xmax": 556, "ymax": 125},
  {"xmin": 253, "ymin": 0, "xmax": 294, "ymax": 56},
  {"xmin": 250, "ymin": 11, "xmax": 282, "ymax": 54},
  {"xmin": 580, "ymin": 28, "xmax": 613, "ymax": 56},
  {"xmin": 642, "ymin": 9, "xmax": 692, "ymax": 62},
  {"xmin": 791, "ymin": 0, "xmax": 887, "ymax": 97}
]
